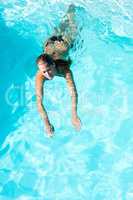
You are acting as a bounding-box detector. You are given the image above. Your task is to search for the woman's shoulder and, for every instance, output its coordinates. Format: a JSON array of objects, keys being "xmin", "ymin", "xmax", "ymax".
[{"xmin": 36, "ymin": 71, "xmax": 45, "ymax": 83}]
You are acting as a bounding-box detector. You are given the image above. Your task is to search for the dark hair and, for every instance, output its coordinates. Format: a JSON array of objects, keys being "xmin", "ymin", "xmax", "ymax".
[{"xmin": 36, "ymin": 54, "xmax": 54, "ymax": 65}]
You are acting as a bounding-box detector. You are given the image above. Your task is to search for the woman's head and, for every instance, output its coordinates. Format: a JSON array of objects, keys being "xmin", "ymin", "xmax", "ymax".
[{"xmin": 36, "ymin": 54, "xmax": 56, "ymax": 80}]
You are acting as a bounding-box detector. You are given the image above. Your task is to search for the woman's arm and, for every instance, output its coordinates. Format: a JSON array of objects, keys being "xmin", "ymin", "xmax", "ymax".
[
  {"xmin": 35, "ymin": 71, "xmax": 54, "ymax": 137},
  {"xmin": 65, "ymin": 69, "xmax": 81, "ymax": 130}
]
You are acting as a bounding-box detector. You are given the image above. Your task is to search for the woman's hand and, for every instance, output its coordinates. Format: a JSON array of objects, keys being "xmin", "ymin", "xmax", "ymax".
[
  {"xmin": 72, "ymin": 116, "xmax": 81, "ymax": 131},
  {"xmin": 45, "ymin": 121, "xmax": 54, "ymax": 137}
]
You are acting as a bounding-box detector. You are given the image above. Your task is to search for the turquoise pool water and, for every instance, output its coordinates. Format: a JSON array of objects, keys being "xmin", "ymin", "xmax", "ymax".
[{"xmin": 0, "ymin": 1, "xmax": 133, "ymax": 199}]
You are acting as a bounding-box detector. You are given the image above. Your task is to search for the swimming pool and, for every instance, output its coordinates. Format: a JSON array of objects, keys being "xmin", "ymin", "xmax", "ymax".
[{"xmin": 0, "ymin": 0, "xmax": 133, "ymax": 199}]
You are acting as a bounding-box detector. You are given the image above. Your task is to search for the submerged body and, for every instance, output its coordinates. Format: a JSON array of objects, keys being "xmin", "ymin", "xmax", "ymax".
[{"xmin": 35, "ymin": 5, "xmax": 81, "ymax": 137}]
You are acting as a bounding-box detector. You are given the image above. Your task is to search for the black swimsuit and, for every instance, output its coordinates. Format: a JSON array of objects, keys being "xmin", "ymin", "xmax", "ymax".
[
  {"xmin": 54, "ymin": 59, "xmax": 71, "ymax": 77},
  {"xmin": 45, "ymin": 35, "xmax": 73, "ymax": 51},
  {"xmin": 45, "ymin": 35, "xmax": 65, "ymax": 47},
  {"xmin": 45, "ymin": 35, "xmax": 72, "ymax": 78}
]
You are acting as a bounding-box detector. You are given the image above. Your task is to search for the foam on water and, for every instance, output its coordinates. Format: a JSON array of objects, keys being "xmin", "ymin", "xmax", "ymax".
[{"xmin": 0, "ymin": 0, "xmax": 133, "ymax": 199}]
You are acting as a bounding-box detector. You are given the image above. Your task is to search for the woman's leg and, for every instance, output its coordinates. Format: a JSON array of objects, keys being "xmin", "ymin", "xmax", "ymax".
[{"xmin": 54, "ymin": 4, "xmax": 77, "ymax": 47}]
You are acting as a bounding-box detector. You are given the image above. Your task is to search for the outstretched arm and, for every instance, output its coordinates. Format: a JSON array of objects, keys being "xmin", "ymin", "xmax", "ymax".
[
  {"xmin": 35, "ymin": 71, "xmax": 54, "ymax": 137},
  {"xmin": 65, "ymin": 69, "xmax": 81, "ymax": 130}
]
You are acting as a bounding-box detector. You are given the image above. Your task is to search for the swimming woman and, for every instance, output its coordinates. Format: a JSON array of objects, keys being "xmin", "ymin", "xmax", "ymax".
[{"xmin": 35, "ymin": 5, "xmax": 81, "ymax": 137}]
